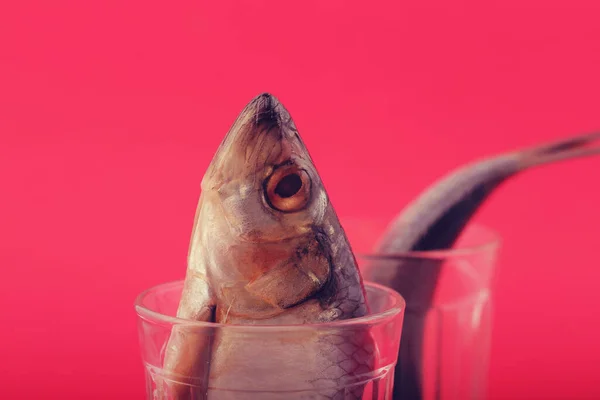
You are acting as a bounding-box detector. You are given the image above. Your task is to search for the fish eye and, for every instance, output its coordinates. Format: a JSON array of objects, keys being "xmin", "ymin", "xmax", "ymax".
[{"xmin": 265, "ymin": 165, "xmax": 311, "ymax": 213}]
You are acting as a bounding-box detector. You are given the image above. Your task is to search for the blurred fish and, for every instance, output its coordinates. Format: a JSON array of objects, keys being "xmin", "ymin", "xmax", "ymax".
[
  {"xmin": 362, "ymin": 132, "xmax": 600, "ymax": 399},
  {"xmin": 161, "ymin": 93, "xmax": 375, "ymax": 399}
]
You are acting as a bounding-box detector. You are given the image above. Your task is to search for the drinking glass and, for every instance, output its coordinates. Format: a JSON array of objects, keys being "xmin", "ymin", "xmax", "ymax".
[
  {"xmin": 135, "ymin": 280, "xmax": 406, "ymax": 399},
  {"xmin": 342, "ymin": 217, "xmax": 501, "ymax": 400}
]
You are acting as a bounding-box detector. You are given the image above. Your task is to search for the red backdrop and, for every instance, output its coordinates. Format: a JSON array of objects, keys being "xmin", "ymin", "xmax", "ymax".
[{"xmin": 1, "ymin": 1, "xmax": 599, "ymax": 399}]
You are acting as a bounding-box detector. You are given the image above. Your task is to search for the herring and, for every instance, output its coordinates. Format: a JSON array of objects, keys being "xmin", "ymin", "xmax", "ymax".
[
  {"xmin": 362, "ymin": 131, "xmax": 600, "ymax": 400},
  {"xmin": 161, "ymin": 93, "xmax": 375, "ymax": 400}
]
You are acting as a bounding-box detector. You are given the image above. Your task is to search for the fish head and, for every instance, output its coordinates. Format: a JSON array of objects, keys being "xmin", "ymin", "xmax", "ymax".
[
  {"xmin": 189, "ymin": 93, "xmax": 368, "ymax": 321},
  {"xmin": 202, "ymin": 93, "xmax": 329, "ymax": 244}
]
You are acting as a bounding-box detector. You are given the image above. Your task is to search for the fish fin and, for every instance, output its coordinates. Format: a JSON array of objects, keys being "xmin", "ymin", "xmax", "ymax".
[{"xmin": 159, "ymin": 273, "xmax": 216, "ymax": 400}]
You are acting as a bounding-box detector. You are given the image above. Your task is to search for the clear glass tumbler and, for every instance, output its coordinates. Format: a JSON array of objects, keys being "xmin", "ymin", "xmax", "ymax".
[
  {"xmin": 342, "ymin": 218, "xmax": 500, "ymax": 400},
  {"xmin": 135, "ymin": 280, "xmax": 406, "ymax": 399}
]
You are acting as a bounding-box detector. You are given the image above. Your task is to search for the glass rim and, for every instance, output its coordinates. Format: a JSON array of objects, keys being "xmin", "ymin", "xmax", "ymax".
[
  {"xmin": 347, "ymin": 221, "xmax": 502, "ymax": 260},
  {"xmin": 134, "ymin": 280, "xmax": 405, "ymax": 332}
]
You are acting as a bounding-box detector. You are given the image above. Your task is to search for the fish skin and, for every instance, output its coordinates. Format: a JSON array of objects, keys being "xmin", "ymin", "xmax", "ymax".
[
  {"xmin": 160, "ymin": 93, "xmax": 375, "ymax": 400},
  {"xmin": 361, "ymin": 132, "xmax": 600, "ymax": 400}
]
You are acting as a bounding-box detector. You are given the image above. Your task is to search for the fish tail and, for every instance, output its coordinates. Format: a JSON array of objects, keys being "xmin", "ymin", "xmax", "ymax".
[{"xmin": 518, "ymin": 131, "xmax": 600, "ymax": 169}]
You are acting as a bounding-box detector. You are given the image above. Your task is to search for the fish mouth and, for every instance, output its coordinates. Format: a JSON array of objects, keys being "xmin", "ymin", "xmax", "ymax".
[
  {"xmin": 234, "ymin": 92, "xmax": 287, "ymax": 137},
  {"xmin": 251, "ymin": 92, "xmax": 281, "ymax": 126},
  {"xmin": 203, "ymin": 92, "xmax": 296, "ymax": 187},
  {"xmin": 247, "ymin": 92, "xmax": 301, "ymax": 138}
]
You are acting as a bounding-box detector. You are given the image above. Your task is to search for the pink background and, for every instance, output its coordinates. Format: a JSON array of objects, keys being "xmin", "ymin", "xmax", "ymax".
[{"xmin": 1, "ymin": 1, "xmax": 599, "ymax": 399}]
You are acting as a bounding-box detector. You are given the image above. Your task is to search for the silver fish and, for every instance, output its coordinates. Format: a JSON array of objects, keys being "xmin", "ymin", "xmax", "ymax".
[
  {"xmin": 161, "ymin": 93, "xmax": 375, "ymax": 400},
  {"xmin": 361, "ymin": 132, "xmax": 600, "ymax": 399}
]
